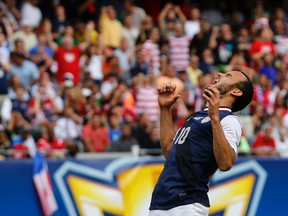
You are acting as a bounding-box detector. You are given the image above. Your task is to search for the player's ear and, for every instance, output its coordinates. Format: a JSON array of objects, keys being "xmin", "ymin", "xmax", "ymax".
[{"xmin": 231, "ymin": 88, "xmax": 243, "ymax": 97}]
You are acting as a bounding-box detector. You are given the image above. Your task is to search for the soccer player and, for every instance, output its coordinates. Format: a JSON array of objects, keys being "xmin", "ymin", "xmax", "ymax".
[{"xmin": 149, "ymin": 70, "xmax": 254, "ymax": 216}]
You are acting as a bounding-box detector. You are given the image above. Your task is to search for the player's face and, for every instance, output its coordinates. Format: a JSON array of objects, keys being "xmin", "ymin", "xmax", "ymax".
[{"xmin": 212, "ymin": 71, "xmax": 247, "ymax": 95}]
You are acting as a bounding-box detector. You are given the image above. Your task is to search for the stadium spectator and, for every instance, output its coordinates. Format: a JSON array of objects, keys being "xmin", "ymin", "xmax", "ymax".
[
  {"xmin": 37, "ymin": 124, "xmax": 66, "ymax": 158},
  {"xmin": 11, "ymin": 19, "xmax": 37, "ymax": 52},
  {"xmin": 0, "ymin": 125, "xmax": 10, "ymax": 154},
  {"xmin": 198, "ymin": 48, "xmax": 215, "ymax": 74},
  {"xmin": 53, "ymin": 105, "xmax": 83, "ymax": 153},
  {"xmin": 20, "ymin": 0, "xmax": 42, "ymax": 29},
  {"xmin": 228, "ymin": 50, "xmax": 255, "ymax": 78},
  {"xmin": 185, "ymin": 54, "xmax": 203, "ymax": 87},
  {"xmin": 108, "ymin": 114, "xmax": 122, "ymax": 144},
  {"xmin": 140, "ymin": 125, "xmax": 161, "ymax": 154},
  {"xmin": 192, "ymin": 74, "xmax": 214, "ymax": 112},
  {"xmin": 108, "ymin": 122, "xmax": 139, "ymax": 152},
  {"xmin": 251, "ymin": 73, "xmax": 275, "ymax": 115},
  {"xmin": 48, "ymin": 29, "xmax": 91, "ymax": 84},
  {"xmin": 236, "ymin": 26, "xmax": 252, "ymax": 62},
  {"xmin": 167, "ymin": 23, "xmax": 191, "ymax": 71},
  {"xmin": 4, "ymin": 86, "xmax": 31, "ymax": 122},
  {"xmin": 283, "ymin": 112, "xmax": 288, "ymax": 143},
  {"xmin": 76, "ymin": 0, "xmax": 97, "ymax": 22},
  {"xmin": 0, "ymin": 32, "xmax": 10, "ymax": 69},
  {"xmin": 99, "ymin": 6, "xmax": 123, "ymax": 49},
  {"xmin": 136, "ymin": 15, "xmax": 154, "ymax": 45},
  {"xmin": 63, "ymin": 86, "xmax": 86, "ymax": 118},
  {"xmin": 130, "ymin": 51, "xmax": 149, "ymax": 78},
  {"xmin": 28, "ymin": 83, "xmax": 59, "ymax": 128},
  {"xmin": 29, "ymin": 32, "xmax": 54, "ymax": 73},
  {"xmin": 209, "ymin": 23, "xmax": 238, "ymax": 69},
  {"xmin": 13, "ymin": 37, "xmax": 28, "ymax": 57},
  {"xmin": 122, "ymin": 14, "xmax": 139, "ymax": 49},
  {"xmin": 135, "ymin": 75, "xmax": 159, "ymax": 122},
  {"xmin": 158, "ymin": 3, "xmax": 187, "ymax": 38},
  {"xmin": 272, "ymin": 18, "xmax": 288, "ymax": 47},
  {"xmin": 141, "ymin": 27, "xmax": 161, "ymax": 75},
  {"xmin": 103, "ymin": 55, "xmax": 122, "ymax": 77},
  {"xmin": 8, "ymin": 51, "xmax": 39, "ymax": 89},
  {"xmin": 75, "ymin": 20, "xmax": 98, "ymax": 45},
  {"xmin": 113, "ymin": 37, "xmax": 133, "ymax": 81},
  {"xmin": 12, "ymin": 126, "xmax": 36, "ymax": 159},
  {"xmin": 80, "ymin": 43, "xmax": 104, "ymax": 86},
  {"xmin": 201, "ymin": 1, "xmax": 224, "ymax": 26},
  {"xmin": 132, "ymin": 112, "xmax": 154, "ymax": 148},
  {"xmin": 82, "ymin": 112, "xmax": 110, "ymax": 152},
  {"xmin": 159, "ymin": 39, "xmax": 169, "ymax": 74},
  {"xmin": 157, "ymin": 64, "xmax": 187, "ymax": 122},
  {"xmin": 10, "ymin": 87, "xmax": 31, "ymax": 121},
  {"xmin": 6, "ymin": 112, "xmax": 32, "ymax": 156},
  {"xmin": 30, "ymin": 72, "xmax": 58, "ymax": 101},
  {"xmin": 189, "ymin": 17, "xmax": 212, "ymax": 57},
  {"xmin": 0, "ymin": 33, "xmax": 10, "ymax": 106},
  {"xmin": 251, "ymin": 104, "xmax": 266, "ymax": 140},
  {"xmin": 108, "ymin": 80, "xmax": 135, "ymax": 112},
  {"xmin": 258, "ymin": 53, "xmax": 277, "ymax": 86},
  {"xmin": 252, "ymin": 123, "xmax": 277, "ymax": 156},
  {"xmin": 249, "ymin": 27, "xmax": 276, "ymax": 71},
  {"xmin": 268, "ymin": 111, "xmax": 288, "ymax": 158},
  {"xmin": 123, "ymin": 0, "xmax": 147, "ymax": 30},
  {"xmin": 0, "ymin": 0, "xmax": 21, "ymax": 31},
  {"xmin": 100, "ymin": 71, "xmax": 119, "ymax": 101},
  {"xmin": 6, "ymin": 75, "xmax": 28, "ymax": 102},
  {"xmin": 51, "ymin": 4, "xmax": 69, "ymax": 40},
  {"xmin": 184, "ymin": 7, "xmax": 201, "ymax": 39}
]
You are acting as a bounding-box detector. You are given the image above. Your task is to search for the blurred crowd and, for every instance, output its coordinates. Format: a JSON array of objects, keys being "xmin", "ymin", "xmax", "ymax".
[{"xmin": 0, "ymin": 0, "xmax": 288, "ymax": 159}]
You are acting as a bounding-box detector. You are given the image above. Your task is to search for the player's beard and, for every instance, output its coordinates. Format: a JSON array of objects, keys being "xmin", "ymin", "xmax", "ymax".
[{"xmin": 215, "ymin": 83, "xmax": 232, "ymax": 96}]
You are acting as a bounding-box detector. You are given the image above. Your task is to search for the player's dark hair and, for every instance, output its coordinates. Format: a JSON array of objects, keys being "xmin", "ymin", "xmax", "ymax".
[{"xmin": 231, "ymin": 71, "xmax": 254, "ymax": 112}]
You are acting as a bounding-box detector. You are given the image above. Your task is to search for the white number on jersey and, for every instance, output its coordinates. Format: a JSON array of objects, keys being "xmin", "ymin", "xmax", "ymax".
[{"xmin": 174, "ymin": 127, "xmax": 191, "ymax": 144}]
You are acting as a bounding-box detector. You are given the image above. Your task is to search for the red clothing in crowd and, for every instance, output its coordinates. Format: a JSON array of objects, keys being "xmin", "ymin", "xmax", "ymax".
[
  {"xmin": 252, "ymin": 85, "xmax": 274, "ymax": 115},
  {"xmin": 250, "ymin": 41, "xmax": 276, "ymax": 71},
  {"xmin": 37, "ymin": 137, "xmax": 66, "ymax": 150},
  {"xmin": 252, "ymin": 134, "xmax": 276, "ymax": 151},
  {"xmin": 37, "ymin": 137, "xmax": 66, "ymax": 157},
  {"xmin": 167, "ymin": 36, "xmax": 191, "ymax": 71},
  {"xmin": 250, "ymin": 41, "xmax": 276, "ymax": 56},
  {"xmin": 13, "ymin": 143, "xmax": 29, "ymax": 159},
  {"xmin": 82, "ymin": 124, "xmax": 110, "ymax": 152},
  {"xmin": 54, "ymin": 46, "xmax": 81, "ymax": 84}
]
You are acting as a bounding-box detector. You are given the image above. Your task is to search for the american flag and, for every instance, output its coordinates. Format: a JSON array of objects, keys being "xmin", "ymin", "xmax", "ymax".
[{"xmin": 33, "ymin": 151, "xmax": 58, "ymax": 216}]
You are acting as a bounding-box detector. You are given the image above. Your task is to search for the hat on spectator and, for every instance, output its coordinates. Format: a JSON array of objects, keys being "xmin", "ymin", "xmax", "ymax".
[
  {"xmin": 81, "ymin": 88, "xmax": 92, "ymax": 97},
  {"xmin": 14, "ymin": 37, "xmax": 23, "ymax": 43},
  {"xmin": 64, "ymin": 72, "xmax": 74, "ymax": 80}
]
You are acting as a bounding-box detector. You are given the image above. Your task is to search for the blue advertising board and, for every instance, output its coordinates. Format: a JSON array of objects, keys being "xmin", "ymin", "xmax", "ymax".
[{"xmin": 0, "ymin": 156, "xmax": 287, "ymax": 216}]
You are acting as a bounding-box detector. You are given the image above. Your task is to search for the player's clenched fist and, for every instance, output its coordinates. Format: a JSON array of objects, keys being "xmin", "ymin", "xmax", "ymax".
[{"xmin": 157, "ymin": 82, "xmax": 181, "ymax": 109}]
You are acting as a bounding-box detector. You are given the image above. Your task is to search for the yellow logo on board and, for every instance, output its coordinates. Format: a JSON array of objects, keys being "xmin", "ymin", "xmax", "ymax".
[{"xmin": 54, "ymin": 159, "xmax": 266, "ymax": 216}]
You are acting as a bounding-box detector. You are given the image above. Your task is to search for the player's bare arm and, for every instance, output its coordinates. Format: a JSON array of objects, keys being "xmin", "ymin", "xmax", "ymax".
[
  {"xmin": 203, "ymin": 86, "xmax": 236, "ymax": 171},
  {"xmin": 158, "ymin": 82, "xmax": 181, "ymax": 158}
]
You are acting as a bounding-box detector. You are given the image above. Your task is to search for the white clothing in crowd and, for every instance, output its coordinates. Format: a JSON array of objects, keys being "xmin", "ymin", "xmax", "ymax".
[{"xmin": 20, "ymin": 1, "xmax": 42, "ymax": 28}]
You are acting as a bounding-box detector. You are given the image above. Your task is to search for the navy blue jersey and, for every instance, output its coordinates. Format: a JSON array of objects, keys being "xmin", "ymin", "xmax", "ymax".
[{"xmin": 150, "ymin": 107, "xmax": 236, "ymax": 210}]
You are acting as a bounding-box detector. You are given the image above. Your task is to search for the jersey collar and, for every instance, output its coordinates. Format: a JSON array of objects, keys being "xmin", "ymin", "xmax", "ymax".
[{"xmin": 203, "ymin": 107, "xmax": 232, "ymax": 112}]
